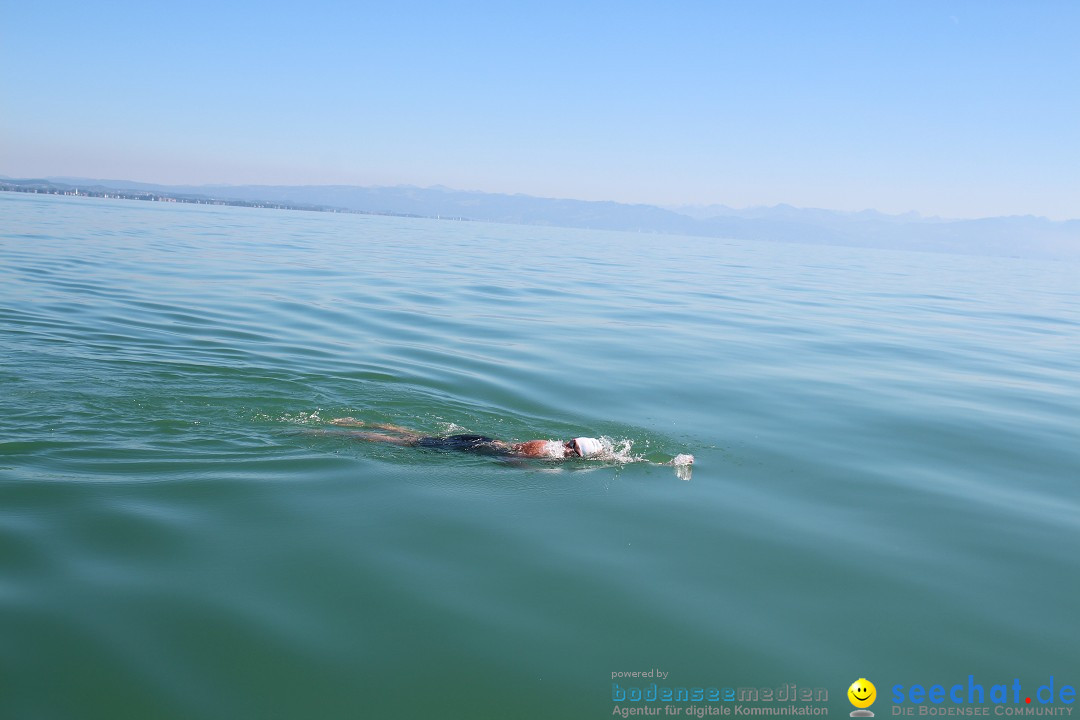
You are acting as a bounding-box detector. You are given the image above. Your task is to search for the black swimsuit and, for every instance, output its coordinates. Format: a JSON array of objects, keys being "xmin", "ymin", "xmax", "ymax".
[{"xmin": 415, "ymin": 434, "xmax": 509, "ymax": 456}]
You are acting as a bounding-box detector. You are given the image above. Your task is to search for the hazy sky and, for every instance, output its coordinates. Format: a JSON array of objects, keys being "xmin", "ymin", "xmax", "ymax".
[{"xmin": 2, "ymin": 1, "xmax": 1077, "ymax": 219}]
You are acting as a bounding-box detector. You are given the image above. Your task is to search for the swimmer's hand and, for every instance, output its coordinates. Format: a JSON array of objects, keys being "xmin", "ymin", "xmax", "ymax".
[
  {"xmin": 662, "ymin": 454, "xmax": 694, "ymax": 481},
  {"xmin": 330, "ymin": 417, "xmax": 365, "ymax": 427}
]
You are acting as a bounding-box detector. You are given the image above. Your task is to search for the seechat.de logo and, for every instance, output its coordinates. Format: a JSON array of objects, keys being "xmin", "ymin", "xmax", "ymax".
[{"xmin": 850, "ymin": 679, "xmax": 878, "ymax": 717}]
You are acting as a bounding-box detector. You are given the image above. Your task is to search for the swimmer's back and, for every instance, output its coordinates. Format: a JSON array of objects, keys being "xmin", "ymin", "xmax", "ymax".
[{"xmin": 415, "ymin": 434, "xmax": 509, "ymax": 456}]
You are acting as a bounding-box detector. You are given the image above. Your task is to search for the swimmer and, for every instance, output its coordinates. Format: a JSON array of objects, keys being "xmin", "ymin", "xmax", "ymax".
[{"xmin": 327, "ymin": 418, "xmax": 606, "ymax": 459}]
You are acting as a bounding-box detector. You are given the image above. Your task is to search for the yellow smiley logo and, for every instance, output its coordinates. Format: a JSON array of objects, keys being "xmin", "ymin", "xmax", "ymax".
[{"xmin": 848, "ymin": 678, "xmax": 877, "ymax": 709}]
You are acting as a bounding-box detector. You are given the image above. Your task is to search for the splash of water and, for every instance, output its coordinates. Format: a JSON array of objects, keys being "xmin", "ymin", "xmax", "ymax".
[
  {"xmin": 257, "ymin": 409, "xmax": 325, "ymax": 424},
  {"xmin": 595, "ymin": 436, "xmax": 644, "ymax": 463},
  {"xmin": 592, "ymin": 438, "xmax": 693, "ymax": 480}
]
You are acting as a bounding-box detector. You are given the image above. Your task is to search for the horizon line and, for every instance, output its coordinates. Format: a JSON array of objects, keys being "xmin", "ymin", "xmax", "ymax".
[{"xmin": 3, "ymin": 173, "xmax": 1076, "ymax": 224}]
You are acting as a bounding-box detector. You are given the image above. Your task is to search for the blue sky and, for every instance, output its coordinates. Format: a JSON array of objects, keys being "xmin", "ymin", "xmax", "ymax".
[{"xmin": 2, "ymin": 1, "xmax": 1077, "ymax": 219}]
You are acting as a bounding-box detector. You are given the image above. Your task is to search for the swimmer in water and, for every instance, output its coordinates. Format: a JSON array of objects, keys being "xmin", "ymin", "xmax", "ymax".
[{"xmin": 327, "ymin": 418, "xmax": 606, "ymax": 459}]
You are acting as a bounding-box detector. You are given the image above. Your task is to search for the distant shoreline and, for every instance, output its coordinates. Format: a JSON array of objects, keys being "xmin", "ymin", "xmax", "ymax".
[
  {"xmin": 3, "ymin": 177, "xmax": 1076, "ymax": 261},
  {"xmin": 0, "ymin": 180, "xmax": 468, "ymax": 222}
]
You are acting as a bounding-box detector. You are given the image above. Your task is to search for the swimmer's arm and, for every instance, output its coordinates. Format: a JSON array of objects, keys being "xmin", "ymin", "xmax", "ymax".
[{"xmin": 510, "ymin": 440, "xmax": 565, "ymax": 458}]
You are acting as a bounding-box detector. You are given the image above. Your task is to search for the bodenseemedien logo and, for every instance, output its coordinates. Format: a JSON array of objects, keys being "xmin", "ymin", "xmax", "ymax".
[{"xmin": 849, "ymin": 678, "xmax": 877, "ymax": 717}]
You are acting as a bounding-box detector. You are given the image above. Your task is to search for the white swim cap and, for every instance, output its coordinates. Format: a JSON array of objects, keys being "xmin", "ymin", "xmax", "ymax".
[{"xmin": 572, "ymin": 437, "xmax": 604, "ymax": 457}]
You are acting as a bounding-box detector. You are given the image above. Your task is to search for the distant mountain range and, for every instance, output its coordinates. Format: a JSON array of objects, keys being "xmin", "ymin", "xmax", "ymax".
[{"xmin": 4, "ymin": 176, "xmax": 1078, "ymax": 261}]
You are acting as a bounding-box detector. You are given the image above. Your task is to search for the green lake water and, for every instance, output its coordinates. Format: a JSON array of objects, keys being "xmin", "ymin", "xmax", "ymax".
[{"xmin": 1, "ymin": 192, "xmax": 1078, "ymax": 719}]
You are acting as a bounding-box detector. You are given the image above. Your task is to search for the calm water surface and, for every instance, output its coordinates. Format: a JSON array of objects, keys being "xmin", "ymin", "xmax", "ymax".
[{"xmin": 1, "ymin": 193, "xmax": 1078, "ymax": 719}]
